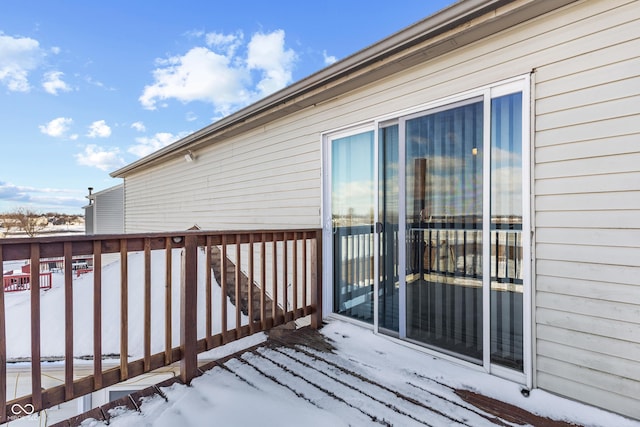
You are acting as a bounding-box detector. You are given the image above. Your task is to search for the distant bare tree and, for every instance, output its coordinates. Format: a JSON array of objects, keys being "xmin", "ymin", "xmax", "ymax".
[
  {"xmin": 9, "ymin": 207, "xmax": 48, "ymax": 237},
  {"xmin": 0, "ymin": 218, "xmax": 14, "ymax": 237}
]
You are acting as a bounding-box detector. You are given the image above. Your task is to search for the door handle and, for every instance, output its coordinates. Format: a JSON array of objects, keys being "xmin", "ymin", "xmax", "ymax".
[{"xmin": 375, "ymin": 222, "xmax": 384, "ymax": 233}]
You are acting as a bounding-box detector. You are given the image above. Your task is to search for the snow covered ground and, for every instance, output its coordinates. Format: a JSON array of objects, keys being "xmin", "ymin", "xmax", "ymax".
[{"xmin": 3, "ymin": 248, "xmax": 245, "ymax": 359}]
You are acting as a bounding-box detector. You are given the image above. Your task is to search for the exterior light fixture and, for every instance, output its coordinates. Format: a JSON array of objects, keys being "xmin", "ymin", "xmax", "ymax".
[{"xmin": 184, "ymin": 150, "xmax": 195, "ymax": 162}]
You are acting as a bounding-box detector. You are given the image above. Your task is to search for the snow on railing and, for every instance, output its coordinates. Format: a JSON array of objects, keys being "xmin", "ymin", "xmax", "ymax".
[{"xmin": 0, "ymin": 229, "xmax": 322, "ymax": 422}]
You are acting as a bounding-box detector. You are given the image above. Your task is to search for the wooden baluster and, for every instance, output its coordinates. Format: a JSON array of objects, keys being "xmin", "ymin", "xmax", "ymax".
[
  {"xmin": 144, "ymin": 238, "xmax": 151, "ymax": 372},
  {"xmin": 271, "ymin": 234, "xmax": 277, "ymax": 326},
  {"xmin": 302, "ymin": 234, "xmax": 308, "ymax": 316},
  {"xmin": 292, "ymin": 233, "xmax": 298, "ymax": 320},
  {"xmin": 119, "ymin": 239, "xmax": 128, "ymax": 381},
  {"xmin": 235, "ymin": 234, "xmax": 241, "ymax": 338},
  {"xmin": 248, "ymin": 234, "xmax": 255, "ymax": 334},
  {"xmin": 93, "ymin": 241, "xmax": 103, "ymax": 390},
  {"xmin": 205, "ymin": 236, "xmax": 213, "ymax": 349},
  {"xmin": 282, "ymin": 232, "xmax": 288, "ymax": 323},
  {"xmin": 260, "ymin": 234, "xmax": 266, "ymax": 330},
  {"xmin": 64, "ymin": 242, "xmax": 74, "ymax": 401},
  {"xmin": 221, "ymin": 235, "xmax": 228, "ymax": 343}
]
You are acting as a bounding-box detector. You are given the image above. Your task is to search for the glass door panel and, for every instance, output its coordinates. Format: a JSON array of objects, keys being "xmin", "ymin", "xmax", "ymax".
[
  {"xmin": 378, "ymin": 124, "xmax": 399, "ymax": 333},
  {"xmin": 490, "ymin": 92, "xmax": 524, "ymax": 370},
  {"xmin": 405, "ymin": 100, "xmax": 484, "ymax": 361},
  {"xmin": 332, "ymin": 131, "xmax": 375, "ymax": 323}
]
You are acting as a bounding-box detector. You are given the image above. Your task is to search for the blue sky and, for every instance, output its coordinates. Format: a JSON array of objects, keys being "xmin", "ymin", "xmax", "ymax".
[{"xmin": 0, "ymin": 0, "xmax": 456, "ymax": 214}]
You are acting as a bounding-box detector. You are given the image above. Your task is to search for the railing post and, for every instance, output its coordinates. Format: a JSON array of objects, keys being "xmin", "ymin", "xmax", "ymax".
[
  {"xmin": 180, "ymin": 235, "xmax": 198, "ymax": 384},
  {"xmin": 164, "ymin": 237, "xmax": 173, "ymax": 366},
  {"xmin": 310, "ymin": 230, "xmax": 323, "ymax": 329},
  {"xmin": 30, "ymin": 243, "xmax": 42, "ymax": 411}
]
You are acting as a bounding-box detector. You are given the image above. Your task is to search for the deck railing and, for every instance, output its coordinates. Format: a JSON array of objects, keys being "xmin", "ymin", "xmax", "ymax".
[
  {"xmin": 0, "ymin": 229, "xmax": 322, "ymax": 422},
  {"xmin": 3, "ymin": 272, "xmax": 53, "ymax": 292}
]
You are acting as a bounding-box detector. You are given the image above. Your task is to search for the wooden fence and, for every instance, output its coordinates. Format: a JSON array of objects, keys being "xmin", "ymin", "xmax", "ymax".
[{"xmin": 0, "ymin": 229, "xmax": 322, "ymax": 422}]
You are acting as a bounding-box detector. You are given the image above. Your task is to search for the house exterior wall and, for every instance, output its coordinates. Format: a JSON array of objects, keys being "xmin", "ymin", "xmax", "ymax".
[
  {"xmin": 84, "ymin": 204, "xmax": 94, "ymax": 235},
  {"xmin": 532, "ymin": 1, "xmax": 640, "ymax": 418},
  {"xmin": 92, "ymin": 184, "xmax": 124, "ymax": 235},
  {"xmin": 120, "ymin": 0, "xmax": 639, "ymax": 419}
]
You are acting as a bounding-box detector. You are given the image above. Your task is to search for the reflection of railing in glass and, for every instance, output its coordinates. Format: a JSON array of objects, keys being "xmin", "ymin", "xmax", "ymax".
[
  {"xmin": 490, "ymin": 222, "xmax": 523, "ymax": 371},
  {"xmin": 333, "ymin": 225, "xmax": 375, "ymax": 323},
  {"xmin": 491, "ymin": 227, "xmax": 523, "ymax": 289},
  {"xmin": 408, "ymin": 225, "xmax": 482, "ymax": 282},
  {"xmin": 407, "ymin": 225, "xmax": 522, "ymax": 288}
]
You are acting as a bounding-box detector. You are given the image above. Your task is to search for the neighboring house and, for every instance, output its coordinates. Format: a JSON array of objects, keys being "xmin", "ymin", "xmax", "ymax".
[
  {"xmin": 83, "ymin": 184, "xmax": 124, "ymax": 235},
  {"xmin": 110, "ymin": 0, "xmax": 639, "ymax": 420}
]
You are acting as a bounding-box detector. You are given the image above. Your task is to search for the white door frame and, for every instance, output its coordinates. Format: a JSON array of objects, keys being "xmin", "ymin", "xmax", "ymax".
[{"xmin": 320, "ymin": 75, "xmax": 532, "ymax": 388}]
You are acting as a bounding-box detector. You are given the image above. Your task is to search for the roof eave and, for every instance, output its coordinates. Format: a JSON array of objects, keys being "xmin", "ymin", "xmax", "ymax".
[{"xmin": 111, "ymin": 0, "xmax": 575, "ymax": 178}]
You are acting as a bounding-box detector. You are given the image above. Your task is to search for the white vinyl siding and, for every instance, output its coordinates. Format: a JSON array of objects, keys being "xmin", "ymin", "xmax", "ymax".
[
  {"xmin": 533, "ymin": 0, "xmax": 640, "ymax": 419},
  {"xmin": 84, "ymin": 204, "xmax": 94, "ymax": 234},
  {"xmin": 93, "ymin": 185, "xmax": 124, "ymax": 234},
  {"xmin": 121, "ymin": 0, "xmax": 640, "ymax": 419},
  {"xmin": 123, "ymin": 130, "xmax": 321, "ymax": 232}
]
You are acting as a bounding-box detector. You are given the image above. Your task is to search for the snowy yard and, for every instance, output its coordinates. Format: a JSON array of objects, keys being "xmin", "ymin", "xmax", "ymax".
[{"xmin": 3, "ymin": 248, "xmax": 245, "ymax": 360}]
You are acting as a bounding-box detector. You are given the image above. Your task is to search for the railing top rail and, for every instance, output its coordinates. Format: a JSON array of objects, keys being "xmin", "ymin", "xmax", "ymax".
[
  {"xmin": 0, "ymin": 228, "xmax": 322, "ymax": 245},
  {"xmin": 0, "ymin": 228, "xmax": 322, "ymax": 262}
]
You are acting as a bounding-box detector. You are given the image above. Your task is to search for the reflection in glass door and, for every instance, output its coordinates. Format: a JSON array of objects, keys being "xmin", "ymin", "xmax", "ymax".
[
  {"xmin": 490, "ymin": 92, "xmax": 524, "ymax": 370},
  {"xmin": 331, "ymin": 131, "xmax": 375, "ymax": 323},
  {"xmin": 378, "ymin": 124, "xmax": 400, "ymax": 333},
  {"xmin": 404, "ymin": 100, "xmax": 484, "ymax": 362}
]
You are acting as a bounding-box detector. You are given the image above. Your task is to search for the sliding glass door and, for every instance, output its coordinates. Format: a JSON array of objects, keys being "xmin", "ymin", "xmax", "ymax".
[
  {"xmin": 404, "ymin": 99, "xmax": 484, "ymax": 361},
  {"xmin": 330, "ymin": 130, "xmax": 375, "ymax": 323},
  {"xmin": 324, "ymin": 77, "xmax": 529, "ymax": 382}
]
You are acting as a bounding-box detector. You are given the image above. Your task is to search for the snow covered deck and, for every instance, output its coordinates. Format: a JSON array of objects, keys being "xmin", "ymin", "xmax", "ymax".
[{"xmin": 54, "ymin": 321, "xmax": 638, "ymax": 427}]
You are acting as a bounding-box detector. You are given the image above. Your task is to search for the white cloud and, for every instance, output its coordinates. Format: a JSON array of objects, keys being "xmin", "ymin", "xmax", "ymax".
[
  {"xmin": 50, "ymin": 46, "xmax": 61, "ymax": 55},
  {"xmin": 323, "ymin": 50, "xmax": 337, "ymax": 66},
  {"xmin": 131, "ymin": 121, "xmax": 146, "ymax": 132},
  {"xmin": 139, "ymin": 29, "xmax": 296, "ymax": 116},
  {"xmin": 139, "ymin": 46, "xmax": 249, "ymax": 114},
  {"xmin": 205, "ymin": 31, "xmax": 243, "ymax": 56},
  {"xmin": 128, "ymin": 132, "xmax": 185, "ymax": 158},
  {"xmin": 75, "ymin": 144, "xmax": 125, "ymax": 171},
  {"xmin": 247, "ymin": 30, "xmax": 296, "ymax": 97},
  {"xmin": 0, "ymin": 32, "xmax": 45, "ymax": 92},
  {"xmin": 42, "ymin": 70, "xmax": 71, "ymax": 95},
  {"xmin": 87, "ymin": 120, "xmax": 112, "ymax": 138},
  {"xmin": 39, "ymin": 117, "xmax": 73, "ymax": 138},
  {"xmin": 0, "ymin": 180, "xmax": 85, "ymax": 208}
]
